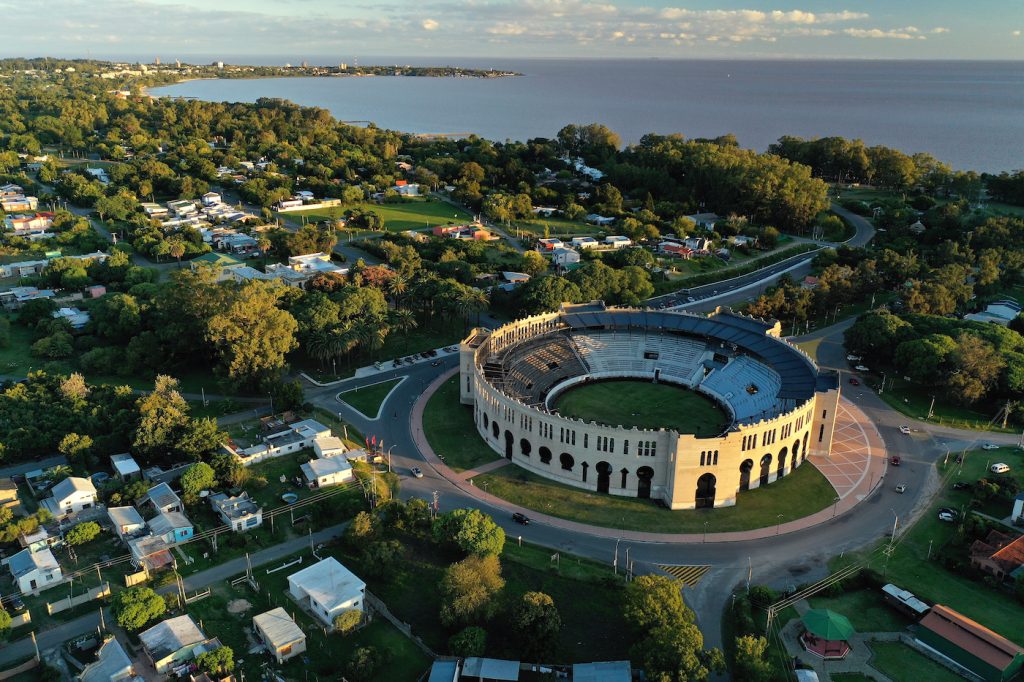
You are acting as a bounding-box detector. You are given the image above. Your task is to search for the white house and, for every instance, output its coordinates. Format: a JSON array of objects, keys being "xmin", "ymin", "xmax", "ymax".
[
  {"xmin": 107, "ymin": 506, "xmax": 146, "ymax": 540},
  {"xmin": 392, "ymin": 181, "xmax": 420, "ymax": 196},
  {"xmin": 551, "ymin": 247, "xmax": 581, "ymax": 268},
  {"xmin": 52, "ymin": 307, "xmax": 90, "ymax": 330},
  {"xmin": 139, "ymin": 615, "xmax": 208, "ymax": 675},
  {"xmin": 603, "ymin": 235, "xmax": 632, "ymax": 249},
  {"xmin": 685, "ymin": 212, "xmax": 720, "ymax": 231},
  {"xmin": 229, "ymin": 419, "xmax": 331, "ymax": 466},
  {"xmin": 141, "ymin": 482, "xmax": 182, "ymax": 514},
  {"xmin": 570, "ymin": 236, "xmax": 600, "ymax": 250},
  {"xmin": 110, "ymin": 453, "xmax": 141, "ymax": 481},
  {"xmin": 253, "ymin": 607, "xmax": 307, "ymax": 664},
  {"xmin": 166, "ymin": 199, "xmax": 198, "ymax": 218},
  {"xmin": 8, "ymin": 547, "xmax": 62, "ymax": 594},
  {"xmin": 201, "ymin": 192, "xmax": 222, "ymax": 207},
  {"xmin": 585, "ymin": 214, "xmax": 615, "ymax": 226},
  {"xmin": 287, "ymin": 557, "xmax": 366, "ymax": 628},
  {"xmin": 78, "ymin": 636, "xmax": 135, "ymax": 682},
  {"xmin": 536, "ymin": 238, "xmax": 562, "ymax": 252},
  {"xmin": 313, "ymin": 435, "xmax": 347, "ymax": 459},
  {"xmin": 209, "ymin": 492, "xmax": 263, "ymax": 532},
  {"xmin": 41, "ymin": 477, "xmax": 98, "ymax": 518},
  {"xmin": 684, "ymin": 236, "xmax": 713, "ymax": 252},
  {"xmin": 301, "ymin": 457, "xmax": 354, "ymax": 489}
]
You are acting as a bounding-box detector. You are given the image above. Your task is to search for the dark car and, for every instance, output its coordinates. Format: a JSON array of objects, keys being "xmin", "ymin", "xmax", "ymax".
[
  {"xmin": 7, "ymin": 595, "xmax": 25, "ymax": 613},
  {"xmin": 512, "ymin": 512, "xmax": 530, "ymax": 525},
  {"xmin": 952, "ymin": 481, "xmax": 971, "ymax": 490},
  {"xmin": 849, "ymin": 377, "xmax": 860, "ymax": 386}
]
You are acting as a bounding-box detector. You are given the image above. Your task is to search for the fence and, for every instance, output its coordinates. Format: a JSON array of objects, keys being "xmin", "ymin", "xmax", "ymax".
[
  {"xmin": 9, "ymin": 612, "xmax": 31, "ymax": 629},
  {"xmin": 46, "ymin": 582, "xmax": 110, "ymax": 615},
  {"xmin": 124, "ymin": 568, "xmax": 149, "ymax": 587},
  {"xmin": 184, "ymin": 588, "xmax": 212, "ymax": 604},
  {"xmin": 0, "ymin": 658, "xmax": 38, "ymax": 681},
  {"xmin": 364, "ymin": 590, "xmax": 435, "ymax": 658}
]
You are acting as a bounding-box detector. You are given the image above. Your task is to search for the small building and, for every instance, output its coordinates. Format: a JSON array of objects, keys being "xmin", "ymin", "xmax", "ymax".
[
  {"xmin": 0, "ymin": 195, "xmax": 38, "ymax": 212},
  {"xmin": 166, "ymin": 199, "xmax": 198, "ymax": 218},
  {"xmin": 77, "ymin": 636, "xmax": 135, "ymax": 682},
  {"xmin": 253, "ymin": 607, "xmax": 306, "ymax": 664},
  {"xmin": 685, "ymin": 212, "xmax": 720, "ymax": 231},
  {"xmin": 880, "ymin": 583, "xmax": 931, "ymax": 620},
  {"xmin": 189, "ymin": 252, "xmax": 245, "ymax": 281},
  {"xmin": 499, "ymin": 272, "xmax": 531, "ymax": 292},
  {"xmin": 570, "ymin": 236, "xmax": 600, "ymax": 250},
  {"xmin": 551, "ymin": 247, "xmax": 581, "ymax": 267},
  {"xmin": 139, "ymin": 615, "xmax": 209, "ymax": 675},
  {"xmin": 209, "ymin": 492, "xmax": 263, "ymax": 532},
  {"xmin": 141, "ymin": 202, "xmax": 169, "ymax": 218},
  {"xmin": 110, "ymin": 453, "xmax": 142, "ymax": 481},
  {"xmin": 128, "ymin": 534, "xmax": 174, "ymax": 572},
  {"xmin": 229, "ymin": 419, "xmax": 332, "ymax": 467},
  {"xmin": 313, "ymin": 435, "xmax": 347, "ymax": 459},
  {"xmin": 142, "ymin": 482, "xmax": 183, "ymax": 514},
  {"xmin": 18, "ymin": 528, "xmax": 57, "ymax": 553},
  {"xmin": 4, "ymin": 212, "xmax": 54, "ymax": 235},
  {"xmin": 201, "ymin": 192, "xmax": 222, "ymax": 207},
  {"xmin": 0, "ymin": 477, "xmax": 20, "ymax": 512},
  {"xmin": 730, "ymin": 235, "xmax": 758, "ymax": 248},
  {"xmin": 392, "ymin": 181, "xmax": 420, "ymax": 196},
  {"xmin": 660, "ymin": 242, "xmax": 694, "ymax": 259},
  {"xmin": 108, "ymin": 506, "xmax": 146, "ymax": 540},
  {"xmin": 52, "ymin": 307, "xmax": 91, "ymax": 330},
  {"xmin": 536, "ymin": 238, "xmax": 563, "ymax": 252},
  {"xmin": 909, "ymin": 219, "xmax": 926, "ymax": 234},
  {"xmin": 1013, "ymin": 491, "xmax": 1024, "ymax": 525},
  {"xmin": 0, "ymin": 286, "xmax": 56, "ymax": 310},
  {"xmin": 915, "ymin": 604, "xmax": 1024, "ymax": 682},
  {"xmin": 41, "ymin": 477, "xmax": 98, "ymax": 518},
  {"xmin": 428, "ymin": 660, "xmax": 461, "ymax": 682},
  {"xmin": 8, "ymin": 547, "xmax": 62, "ymax": 594},
  {"xmin": 301, "ymin": 456, "xmax": 354, "ymax": 489},
  {"xmin": 802, "ymin": 276, "xmax": 820, "ymax": 290},
  {"xmin": 970, "ymin": 530, "xmax": 1024, "ymax": 581},
  {"xmin": 965, "ymin": 300, "xmax": 1023, "ymax": 327},
  {"xmin": 460, "ymin": 657, "xmax": 520, "ymax": 681},
  {"xmin": 683, "ymin": 236, "xmax": 712, "ymax": 252},
  {"xmin": 572, "ymin": 661, "xmax": 632, "ymax": 682},
  {"xmin": 287, "ymin": 557, "xmax": 366, "ymax": 627},
  {"xmin": 85, "ymin": 284, "xmax": 107, "ymax": 299},
  {"xmin": 148, "ymin": 510, "xmax": 193, "ymax": 545},
  {"xmin": 603, "ymin": 235, "xmax": 631, "ymax": 248},
  {"xmin": 584, "ymin": 214, "xmax": 615, "ymax": 227}
]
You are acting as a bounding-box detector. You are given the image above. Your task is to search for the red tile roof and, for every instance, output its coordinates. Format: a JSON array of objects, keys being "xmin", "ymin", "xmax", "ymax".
[{"xmin": 919, "ymin": 604, "xmax": 1024, "ymax": 670}]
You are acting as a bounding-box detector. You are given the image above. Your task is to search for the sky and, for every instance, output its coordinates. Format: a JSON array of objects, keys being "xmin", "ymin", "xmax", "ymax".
[{"xmin": 2, "ymin": 0, "xmax": 1022, "ymax": 61}]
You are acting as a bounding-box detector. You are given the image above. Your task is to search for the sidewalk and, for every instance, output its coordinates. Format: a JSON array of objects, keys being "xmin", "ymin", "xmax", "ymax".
[{"xmin": 411, "ymin": 371, "xmax": 887, "ymax": 544}]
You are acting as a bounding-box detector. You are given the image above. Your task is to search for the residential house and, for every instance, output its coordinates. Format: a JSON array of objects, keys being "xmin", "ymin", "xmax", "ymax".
[
  {"xmin": 313, "ymin": 435, "xmax": 348, "ymax": 459},
  {"xmin": 18, "ymin": 528, "xmax": 57, "ymax": 553},
  {"xmin": 148, "ymin": 510, "xmax": 193, "ymax": 545},
  {"xmin": 0, "ymin": 195, "xmax": 38, "ymax": 212},
  {"xmin": 166, "ymin": 199, "xmax": 198, "ymax": 218},
  {"xmin": 108, "ymin": 506, "xmax": 146, "ymax": 540},
  {"xmin": 85, "ymin": 168, "xmax": 110, "ymax": 185},
  {"xmin": 536, "ymin": 238, "xmax": 563, "ymax": 252},
  {"xmin": 683, "ymin": 236, "xmax": 712, "ymax": 253},
  {"xmin": 8, "ymin": 547, "xmax": 62, "ymax": 594},
  {"xmin": 0, "ymin": 258, "xmax": 48, "ymax": 278},
  {"xmin": 77, "ymin": 636, "xmax": 135, "ymax": 682},
  {"xmin": 0, "ymin": 286, "xmax": 55, "ymax": 310},
  {"xmin": 915, "ymin": 604, "xmax": 1024, "ymax": 682},
  {"xmin": 460, "ymin": 657, "xmax": 521, "ymax": 681},
  {"xmin": 189, "ymin": 252, "xmax": 245, "ymax": 281},
  {"xmin": 142, "ymin": 482, "xmax": 183, "ymax": 514},
  {"xmin": 52, "ymin": 307, "xmax": 90, "ymax": 330},
  {"xmin": 392, "ymin": 180, "xmax": 420, "ymax": 196},
  {"xmin": 970, "ymin": 530, "xmax": 1024, "ymax": 581},
  {"xmin": 572, "ymin": 661, "xmax": 632, "ymax": 682},
  {"xmin": 127, "ymin": 534, "xmax": 174, "ymax": 572},
  {"xmin": 141, "ymin": 202, "xmax": 169, "ymax": 218},
  {"xmin": 570, "ymin": 236, "xmax": 599, "ymax": 250},
  {"xmin": 4, "ymin": 212, "xmax": 54, "ymax": 235},
  {"xmin": 585, "ymin": 214, "xmax": 615, "ymax": 226},
  {"xmin": 41, "ymin": 477, "xmax": 98, "ymax": 518},
  {"xmin": 287, "ymin": 557, "xmax": 366, "ymax": 627},
  {"xmin": 685, "ymin": 212, "xmax": 720, "ymax": 231},
  {"xmin": 85, "ymin": 284, "xmax": 106, "ymax": 299},
  {"xmin": 201, "ymin": 192, "xmax": 222, "ymax": 207},
  {"xmin": 551, "ymin": 247, "xmax": 581, "ymax": 268},
  {"xmin": 965, "ymin": 300, "xmax": 1023, "ymax": 327},
  {"xmin": 659, "ymin": 242, "xmax": 693, "ymax": 259},
  {"xmin": 603, "ymin": 235, "xmax": 631, "ymax": 249},
  {"xmin": 209, "ymin": 492, "xmax": 263, "ymax": 532},
  {"xmin": 532, "ymin": 206, "xmax": 559, "ymax": 217},
  {"xmin": 227, "ymin": 419, "xmax": 332, "ymax": 466},
  {"xmin": 498, "ymin": 272, "xmax": 531, "ymax": 292},
  {"xmin": 301, "ymin": 456, "xmax": 353, "ymax": 489},
  {"xmin": 253, "ymin": 607, "xmax": 307, "ymax": 664},
  {"xmin": 139, "ymin": 615, "xmax": 209, "ymax": 675},
  {"xmin": 110, "ymin": 453, "xmax": 142, "ymax": 481},
  {"xmin": 730, "ymin": 235, "xmax": 758, "ymax": 248},
  {"xmin": 0, "ymin": 183, "xmax": 24, "ymax": 197},
  {"xmin": 909, "ymin": 219, "xmax": 926, "ymax": 235},
  {"xmin": 0, "ymin": 477, "xmax": 20, "ymax": 512}
]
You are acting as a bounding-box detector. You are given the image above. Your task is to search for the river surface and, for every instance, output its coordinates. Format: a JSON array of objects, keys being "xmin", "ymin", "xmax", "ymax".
[{"xmin": 151, "ymin": 59, "xmax": 1024, "ymax": 172}]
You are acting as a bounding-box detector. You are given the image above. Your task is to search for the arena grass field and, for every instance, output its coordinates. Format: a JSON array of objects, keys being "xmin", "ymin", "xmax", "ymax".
[{"xmin": 553, "ymin": 380, "xmax": 730, "ymax": 437}]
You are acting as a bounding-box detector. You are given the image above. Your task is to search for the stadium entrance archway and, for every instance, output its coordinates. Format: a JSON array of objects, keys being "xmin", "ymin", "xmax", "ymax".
[
  {"xmin": 596, "ymin": 461, "xmax": 612, "ymax": 494},
  {"xmin": 777, "ymin": 447, "xmax": 788, "ymax": 478},
  {"xmin": 637, "ymin": 466, "xmax": 654, "ymax": 498},
  {"xmin": 695, "ymin": 473, "xmax": 716, "ymax": 508},
  {"xmin": 759, "ymin": 455, "xmax": 772, "ymax": 486},
  {"xmin": 739, "ymin": 459, "xmax": 753, "ymax": 491},
  {"xmin": 504, "ymin": 431, "xmax": 513, "ymax": 459}
]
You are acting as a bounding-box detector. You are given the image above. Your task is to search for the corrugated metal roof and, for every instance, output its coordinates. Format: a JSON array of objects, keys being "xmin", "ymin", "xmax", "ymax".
[
  {"xmin": 139, "ymin": 616, "xmax": 206, "ymax": 661},
  {"xmin": 253, "ymin": 607, "xmax": 305, "ymax": 649},
  {"xmin": 572, "ymin": 660, "xmax": 631, "ymax": 682},
  {"xmin": 461, "ymin": 657, "xmax": 520, "ymax": 680}
]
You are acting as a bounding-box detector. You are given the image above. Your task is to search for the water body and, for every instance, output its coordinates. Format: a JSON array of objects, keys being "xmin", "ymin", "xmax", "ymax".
[{"xmin": 151, "ymin": 59, "xmax": 1024, "ymax": 172}]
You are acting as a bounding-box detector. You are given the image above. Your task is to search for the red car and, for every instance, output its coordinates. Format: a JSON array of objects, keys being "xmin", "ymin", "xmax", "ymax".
[
  {"xmin": 849, "ymin": 377, "xmax": 860, "ymax": 385},
  {"xmin": 890, "ymin": 456, "xmax": 901, "ymax": 466}
]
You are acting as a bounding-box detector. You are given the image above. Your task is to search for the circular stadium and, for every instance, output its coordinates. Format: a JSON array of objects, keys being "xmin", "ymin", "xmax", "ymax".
[{"xmin": 458, "ymin": 302, "xmax": 841, "ymax": 510}]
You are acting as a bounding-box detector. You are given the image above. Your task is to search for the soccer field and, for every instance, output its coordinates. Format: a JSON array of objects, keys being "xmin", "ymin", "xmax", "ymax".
[{"xmin": 553, "ymin": 380, "xmax": 730, "ymax": 437}]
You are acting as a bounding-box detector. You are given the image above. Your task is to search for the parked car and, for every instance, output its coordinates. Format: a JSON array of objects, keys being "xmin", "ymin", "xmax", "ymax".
[
  {"xmin": 431, "ymin": 360, "xmax": 442, "ymax": 367},
  {"xmin": 410, "ymin": 467, "xmax": 424, "ymax": 479},
  {"xmin": 889, "ymin": 456, "xmax": 901, "ymax": 466},
  {"xmin": 7, "ymin": 595, "xmax": 25, "ymax": 613},
  {"xmin": 847, "ymin": 354, "xmax": 862, "ymax": 362},
  {"xmin": 512, "ymin": 512, "xmax": 530, "ymax": 525},
  {"xmin": 951, "ymin": 481, "xmax": 971, "ymax": 490},
  {"xmin": 938, "ymin": 511, "xmax": 957, "ymax": 523},
  {"xmin": 854, "ymin": 365, "xmax": 870, "ymax": 372},
  {"xmin": 982, "ymin": 443, "xmax": 999, "ymax": 451},
  {"xmin": 990, "ymin": 463, "xmax": 1011, "ymax": 474},
  {"xmin": 849, "ymin": 377, "xmax": 860, "ymax": 386},
  {"xmin": 895, "ymin": 484, "xmax": 907, "ymax": 493},
  {"xmin": 898, "ymin": 425, "xmax": 911, "ymax": 435},
  {"xmin": 938, "ymin": 507, "xmax": 958, "ymax": 517}
]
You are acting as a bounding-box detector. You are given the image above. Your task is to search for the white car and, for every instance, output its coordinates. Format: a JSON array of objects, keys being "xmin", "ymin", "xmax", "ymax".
[
  {"xmin": 937, "ymin": 511, "xmax": 956, "ymax": 523},
  {"xmin": 854, "ymin": 365, "xmax": 870, "ymax": 372},
  {"xmin": 847, "ymin": 354, "xmax": 862, "ymax": 362},
  {"xmin": 990, "ymin": 463, "xmax": 1011, "ymax": 474},
  {"xmin": 899, "ymin": 425, "xmax": 911, "ymax": 435},
  {"xmin": 895, "ymin": 484, "xmax": 907, "ymax": 493},
  {"xmin": 981, "ymin": 443, "xmax": 999, "ymax": 451},
  {"xmin": 411, "ymin": 466, "xmax": 424, "ymax": 478}
]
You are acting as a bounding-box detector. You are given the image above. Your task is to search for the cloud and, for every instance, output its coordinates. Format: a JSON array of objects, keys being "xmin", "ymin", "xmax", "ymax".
[
  {"xmin": 931, "ymin": 27, "xmax": 950, "ymax": 34},
  {"xmin": 1014, "ymin": 30, "xmax": 1022, "ymax": 37},
  {"xmin": 421, "ymin": 18, "xmax": 439, "ymax": 31},
  {"xmin": 843, "ymin": 28, "xmax": 924, "ymax": 40}
]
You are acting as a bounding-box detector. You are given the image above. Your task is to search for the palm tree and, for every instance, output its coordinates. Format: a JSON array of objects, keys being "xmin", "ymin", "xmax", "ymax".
[
  {"xmin": 168, "ymin": 240, "xmax": 186, "ymax": 267},
  {"xmin": 389, "ymin": 309, "xmax": 418, "ymax": 352},
  {"xmin": 305, "ymin": 329, "xmax": 334, "ymax": 370},
  {"xmin": 387, "ymin": 273, "xmax": 408, "ymax": 309},
  {"xmin": 257, "ymin": 236, "xmax": 272, "ymax": 268},
  {"xmin": 460, "ymin": 288, "xmax": 490, "ymax": 331}
]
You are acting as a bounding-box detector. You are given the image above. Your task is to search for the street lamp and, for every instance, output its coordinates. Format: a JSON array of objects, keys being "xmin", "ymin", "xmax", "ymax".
[
  {"xmin": 703, "ymin": 521, "xmax": 709, "ymax": 544},
  {"xmin": 832, "ymin": 496, "xmax": 841, "ymax": 519},
  {"xmin": 613, "ymin": 538, "xmax": 621, "ymax": 575},
  {"xmin": 268, "ymin": 392, "xmax": 275, "ymax": 415},
  {"xmin": 776, "ymin": 514, "xmax": 784, "ymax": 535}
]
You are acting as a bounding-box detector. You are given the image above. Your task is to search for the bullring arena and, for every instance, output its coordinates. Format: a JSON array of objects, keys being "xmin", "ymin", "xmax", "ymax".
[{"xmin": 459, "ymin": 302, "xmax": 842, "ymax": 510}]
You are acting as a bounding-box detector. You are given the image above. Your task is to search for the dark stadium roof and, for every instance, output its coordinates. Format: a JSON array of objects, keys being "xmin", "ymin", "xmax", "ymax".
[{"xmin": 558, "ymin": 307, "xmax": 820, "ymax": 400}]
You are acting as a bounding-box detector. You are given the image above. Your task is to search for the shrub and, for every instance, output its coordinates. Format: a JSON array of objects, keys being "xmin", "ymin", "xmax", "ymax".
[
  {"xmin": 66, "ymin": 521, "xmax": 101, "ymax": 546},
  {"xmin": 334, "ymin": 609, "xmax": 362, "ymax": 635}
]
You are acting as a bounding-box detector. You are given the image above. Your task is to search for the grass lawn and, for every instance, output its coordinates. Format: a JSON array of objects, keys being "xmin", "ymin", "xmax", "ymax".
[
  {"xmin": 423, "ymin": 375, "xmax": 502, "ymax": 472},
  {"xmin": 831, "ymin": 449, "xmax": 1024, "ymax": 645},
  {"xmin": 474, "ymin": 460, "xmax": 837, "ymax": 533},
  {"xmin": 277, "ymin": 198, "xmax": 473, "ymax": 233},
  {"xmin": 554, "ymin": 380, "xmax": 731, "ymax": 437},
  {"xmin": 830, "ymin": 674, "xmax": 876, "ymax": 682},
  {"xmin": 869, "ymin": 641, "xmax": 964, "ymax": 682},
  {"xmin": 508, "ymin": 215, "xmax": 602, "ymax": 238},
  {"xmin": 807, "ymin": 589, "xmax": 912, "ymax": 633},
  {"xmin": 339, "ymin": 378, "xmax": 403, "ymax": 419},
  {"xmin": 876, "ymin": 375, "xmax": 1011, "ymax": 432}
]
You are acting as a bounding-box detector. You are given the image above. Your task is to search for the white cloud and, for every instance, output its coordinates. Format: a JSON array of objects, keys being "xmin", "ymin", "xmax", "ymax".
[
  {"xmin": 421, "ymin": 18, "xmax": 439, "ymax": 31},
  {"xmin": 843, "ymin": 28, "xmax": 924, "ymax": 40},
  {"xmin": 1013, "ymin": 30, "xmax": 1022, "ymax": 37},
  {"xmin": 931, "ymin": 27, "xmax": 950, "ymax": 34}
]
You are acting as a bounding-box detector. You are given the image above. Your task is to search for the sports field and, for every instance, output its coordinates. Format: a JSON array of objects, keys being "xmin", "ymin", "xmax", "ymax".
[
  {"xmin": 277, "ymin": 199, "xmax": 473, "ymax": 232},
  {"xmin": 553, "ymin": 380, "xmax": 730, "ymax": 437}
]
